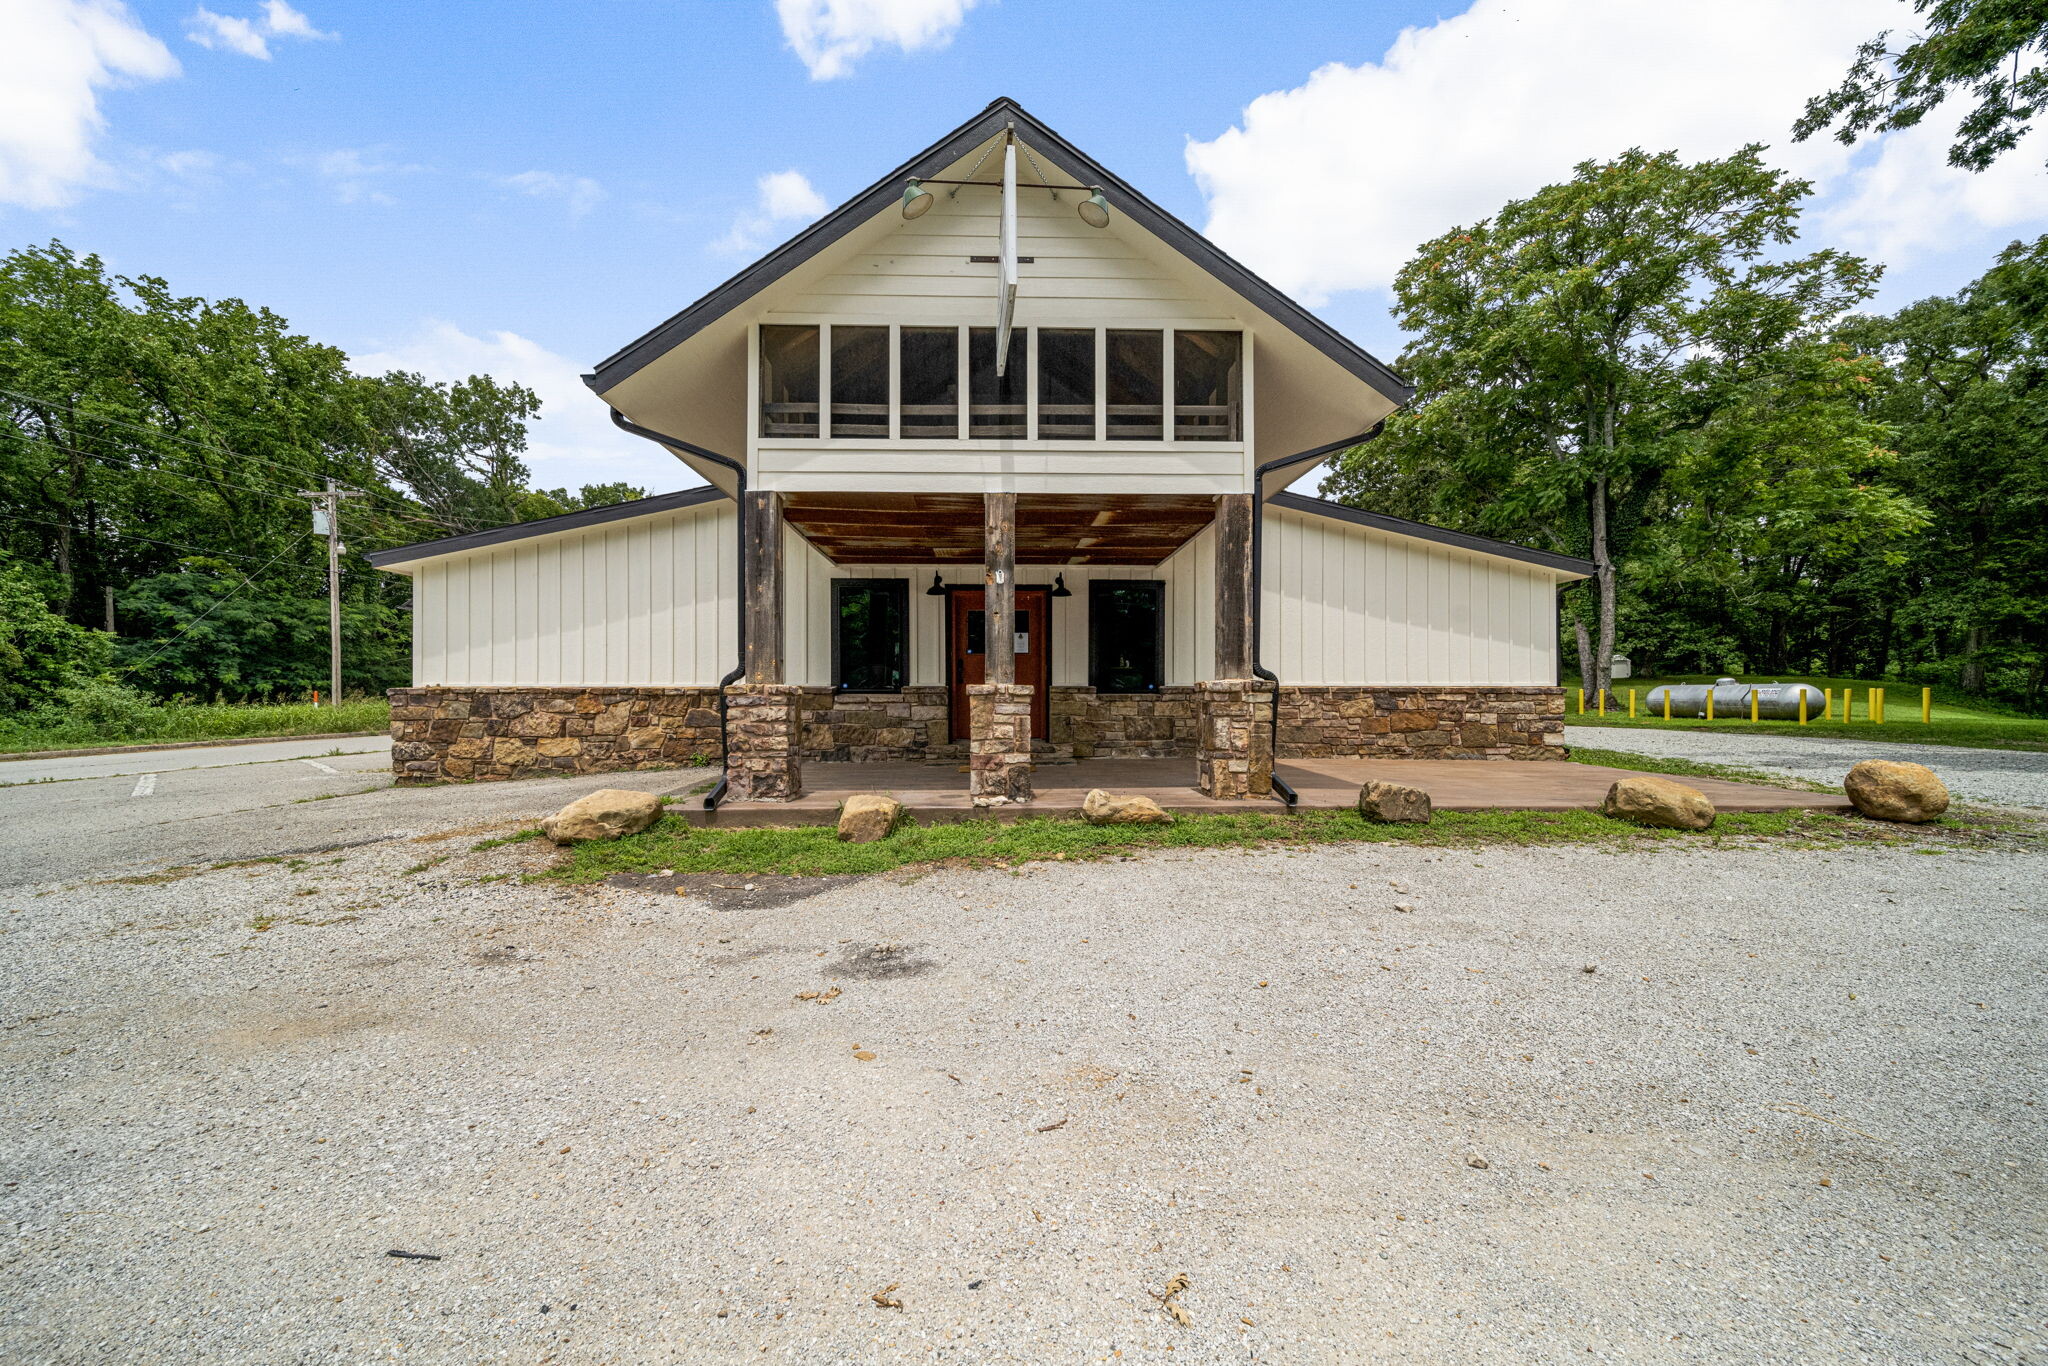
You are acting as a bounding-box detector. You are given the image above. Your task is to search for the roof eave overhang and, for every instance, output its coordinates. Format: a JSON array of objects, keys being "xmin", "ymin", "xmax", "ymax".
[
  {"xmin": 1271, "ymin": 491, "xmax": 1595, "ymax": 578},
  {"xmin": 364, "ymin": 486, "xmax": 726, "ymax": 571},
  {"xmin": 585, "ymin": 98, "xmax": 1413, "ymax": 409}
]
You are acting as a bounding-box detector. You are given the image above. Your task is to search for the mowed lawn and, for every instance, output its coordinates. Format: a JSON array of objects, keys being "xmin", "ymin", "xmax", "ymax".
[
  {"xmin": 1565, "ymin": 674, "xmax": 2048, "ymax": 752},
  {"xmin": 0, "ymin": 697, "xmax": 391, "ymax": 755}
]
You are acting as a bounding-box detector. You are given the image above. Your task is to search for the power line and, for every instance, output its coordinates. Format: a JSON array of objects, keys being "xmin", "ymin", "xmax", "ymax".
[{"xmin": 0, "ymin": 512, "xmax": 298, "ymax": 565}]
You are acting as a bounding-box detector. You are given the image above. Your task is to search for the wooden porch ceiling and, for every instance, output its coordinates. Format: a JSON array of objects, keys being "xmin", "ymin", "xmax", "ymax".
[{"xmin": 781, "ymin": 493, "xmax": 1218, "ymax": 565}]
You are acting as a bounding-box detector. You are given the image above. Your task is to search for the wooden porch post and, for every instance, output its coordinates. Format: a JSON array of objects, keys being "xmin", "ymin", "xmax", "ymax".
[
  {"xmin": 1213, "ymin": 492, "xmax": 1255, "ymax": 678},
  {"xmin": 743, "ymin": 490, "xmax": 785, "ymax": 683},
  {"xmin": 983, "ymin": 492, "xmax": 1016, "ymax": 684}
]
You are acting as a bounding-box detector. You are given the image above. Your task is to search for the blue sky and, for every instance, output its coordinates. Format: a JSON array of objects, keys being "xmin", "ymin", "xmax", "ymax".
[{"xmin": 5, "ymin": 0, "xmax": 2045, "ymax": 493}]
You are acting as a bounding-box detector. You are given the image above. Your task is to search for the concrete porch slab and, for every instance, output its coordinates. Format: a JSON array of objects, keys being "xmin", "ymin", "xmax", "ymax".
[{"xmin": 690, "ymin": 755, "xmax": 1850, "ymax": 826}]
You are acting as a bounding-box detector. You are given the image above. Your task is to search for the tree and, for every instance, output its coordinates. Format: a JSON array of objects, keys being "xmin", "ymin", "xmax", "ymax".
[
  {"xmin": 0, "ymin": 552, "xmax": 110, "ymax": 711},
  {"xmin": 1795, "ymin": 0, "xmax": 2048, "ymax": 172},
  {"xmin": 0, "ymin": 241, "xmax": 578, "ymax": 704},
  {"xmin": 1836, "ymin": 234, "xmax": 2048, "ymax": 702},
  {"xmin": 1326, "ymin": 147, "xmax": 1886, "ymax": 696}
]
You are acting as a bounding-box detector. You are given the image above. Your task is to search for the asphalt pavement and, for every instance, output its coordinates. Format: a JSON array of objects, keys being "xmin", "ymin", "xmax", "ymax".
[{"xmin": 0, "ymin": 736, "xmax": 715, "ymax": 890}]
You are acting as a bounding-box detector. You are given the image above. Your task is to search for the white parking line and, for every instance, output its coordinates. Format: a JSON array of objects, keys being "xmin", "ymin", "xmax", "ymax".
[
  {"xmin": 301, "ymin": 759, "xmax": 341, "ymax": 775},
  {"xmin": 132, "ymin": 773, "xmax": 157, "ymax": 798}
]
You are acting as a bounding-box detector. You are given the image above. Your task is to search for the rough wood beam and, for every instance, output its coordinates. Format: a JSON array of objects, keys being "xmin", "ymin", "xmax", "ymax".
[
  {"xmin": 984, "ymin": 492, "xmax": 1017, "ymax": 686},
  {"xmin": 1213, "ymin": 492, "xmax": 1255, "ymax": 679},
  {"xmin": 743, "ymin": 490, "xmax": 785, "ymax": 684}
]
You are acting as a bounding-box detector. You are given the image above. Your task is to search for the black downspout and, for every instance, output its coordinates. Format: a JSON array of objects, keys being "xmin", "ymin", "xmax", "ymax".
[
  {"xmin": 1249, "ymin": 426, "xmax": 1385, "ymax": 808},
  {"xmin": 608, "ymin": 409, "xmax": 747, "ymax": 810}
]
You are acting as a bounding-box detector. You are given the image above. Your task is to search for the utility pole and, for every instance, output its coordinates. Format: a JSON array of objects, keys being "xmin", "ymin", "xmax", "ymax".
[{"xmin": 298, "ymin": 477, "xmax": 363, "ymax": 705}]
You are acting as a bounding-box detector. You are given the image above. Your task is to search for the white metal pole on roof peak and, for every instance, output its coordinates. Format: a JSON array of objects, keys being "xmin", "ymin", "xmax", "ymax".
[{"xmin": 995, "ymin": 136, "xmax": 1018, "ymax": 376}]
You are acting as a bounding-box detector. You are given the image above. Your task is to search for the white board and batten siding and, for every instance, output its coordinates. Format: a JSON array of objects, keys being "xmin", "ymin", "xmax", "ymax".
[
  {"xmin": 1261, "ymin": 506, "xmax": 1560, "ymax": 686},
  {"xmin": 410, "ymin": 502, "xmax": 737, "ymax": 687},
  {"xmin": 403, "ymin": 500, "xmax": 1558, "ymax": 690},
  {"xmin": 751, "ymin": 186, "xmax": 1255, "ymax": 497}
]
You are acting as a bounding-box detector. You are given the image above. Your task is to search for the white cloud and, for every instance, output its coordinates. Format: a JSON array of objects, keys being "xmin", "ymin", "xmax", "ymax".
[
  {"xmin": 1185, "ymin": 0, "xmax": 2048, "ymax": 304},
  {"xmin": 0, "ymin": 0, "xmax": 179, "ymax": 210},
  {"xmin": 1819, "ymin": 117, "xmax": 2048, "ymax": 263},
  {"xmin": 186, "ymin": 7, "xmax": 267, "ymax": 57},
  {"xmin": 775, "ymin": 0, "xmax": 977, "ymax": 80},
  {"xmin": 714, "ymin": 168, "xmax": 828, "ymax": 254},
  {"xmin": 186, "ymin": 0, "xmax": 333, "ymax": 59},
  {"xmin": 259, "ymin": 0, "xmax": 330, "ymax": 40},
  {"xmin": 499, "ymin": 169, "xmax": 605, "ymax": 218},
  {"xmin": 295, "ymin": 146, "xmax": 417, "ymax": 204},
  {"xmin": 354, "ymin": 322, "xmax": 695, "ymax": 494}
]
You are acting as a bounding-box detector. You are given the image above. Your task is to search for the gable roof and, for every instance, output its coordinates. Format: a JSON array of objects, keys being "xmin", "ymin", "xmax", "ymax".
[
  {"xmin": 362, "ymin": 486, "xmax": 725, "ymax": 570},
  {"xmin": 585, "ymin": 97, "xmax": 1412, "ymax": 406},
  {"xmin": 1272, "ymin": 491, "xmax": 1594, "ymax": 578}
]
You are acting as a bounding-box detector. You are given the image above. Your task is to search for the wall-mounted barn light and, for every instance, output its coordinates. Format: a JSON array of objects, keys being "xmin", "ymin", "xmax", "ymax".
[
  {"xmin": 1050, "ymin": 573, "xmax": 1073, "ymax": 598},
  {"xmin": 926, "ymin": 571, "xmax": 947, "ymax": 595},
  {"xmin": 1077, "ymin": 187, "xmax": 1110, "ymax": 228},
  {"xmin": 901, "ymin": 179, "xmax": 934, "ymax": 220}
]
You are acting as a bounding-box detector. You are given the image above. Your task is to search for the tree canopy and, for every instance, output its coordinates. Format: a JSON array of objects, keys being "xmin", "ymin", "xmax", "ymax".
[
  {"xmin": 0, "ymin": 241, "xmax": 648, "ymax": 708},
  {"xmin": 1326, "ymin": 146, "xmax": 1905, "ymax": 696},
  {"xmin": 1795, "ymin": 0, "xmax": 2048, "ymax": 172}
]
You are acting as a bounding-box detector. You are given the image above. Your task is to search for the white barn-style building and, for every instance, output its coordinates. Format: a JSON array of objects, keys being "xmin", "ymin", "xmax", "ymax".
[{"xmin": 371, "ymin": 99, "xmax": 1589, "ymax": 806}]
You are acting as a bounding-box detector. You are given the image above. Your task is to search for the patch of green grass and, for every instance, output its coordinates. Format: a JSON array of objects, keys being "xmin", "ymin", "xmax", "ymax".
[
  {"xmin": 1567, "ymin": 744, "xmax": 1832, "ymax": 792},
  {"xmin": 542, "ymin": 806, "xmax": 1849, "ymax": 882},
  {"xmin": 0, "ymin": 697, "xmax": 390, "ymax": 755},
  {"xmin": 400, "ymin": 855, "xmax": 449, "ymax": 876},
  {"xmin": 473, "ymin": 827, "xmax": 544, "ymax": 851},
  {"xmin": 1564, "ymin": 674, "xmax": 2048, "ymax": 752}
]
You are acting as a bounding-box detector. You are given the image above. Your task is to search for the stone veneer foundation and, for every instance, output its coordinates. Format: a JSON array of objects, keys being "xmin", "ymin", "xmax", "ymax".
[
  {"xmin": 387, "ymin": 686, "xmax": 722, "ymax": 784},
  {"xmin": 1049, "ymin": 686, "xmax": 1200, "ymax": 758},
  {"xmin": 1275, "ymin": 685, "xmax": 1566, "ymax": 760},
  {"xmin": 388, "ymin": 683, "xmax": 1566, "ymax": 784},
  {"xmin": 967, "ymin": 683, "xmax": 1035, "ymax": 806}
]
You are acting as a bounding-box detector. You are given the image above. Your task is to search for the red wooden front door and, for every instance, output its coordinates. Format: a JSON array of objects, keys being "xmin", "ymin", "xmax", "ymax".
[{"xmin": 947, "ymin": 587, "xmax": 1051, "ymax": 741}]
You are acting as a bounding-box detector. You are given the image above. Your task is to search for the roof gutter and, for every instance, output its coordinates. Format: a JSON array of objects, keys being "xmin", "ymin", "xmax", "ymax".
[
  {"xmin": 1250, "ymin": 427, "xmax": 1384, "ymax": 808},
  {"xmin": 607, "ymin": 409, "xmax": 748, "ymax": 811}
]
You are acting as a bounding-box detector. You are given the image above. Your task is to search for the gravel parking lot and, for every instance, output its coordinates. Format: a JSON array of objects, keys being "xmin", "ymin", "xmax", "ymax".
[
  {"xmin": 1566, "ymin": 725, "xmax": 2048, "ymax": 810},
  {"xmin": 4, "ymin": 822, "xmax": 2044, "ymax": 1364}
]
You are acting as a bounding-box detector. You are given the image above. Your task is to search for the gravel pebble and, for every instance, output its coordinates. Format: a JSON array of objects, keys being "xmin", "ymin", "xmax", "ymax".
[
  {"xmin": 2, "ymin": 830, "xmax": 2044, "ymax": 1363},
  {"xmin": 1567, "ymin": 724, "xmax": 2048, "ymax": 809}
]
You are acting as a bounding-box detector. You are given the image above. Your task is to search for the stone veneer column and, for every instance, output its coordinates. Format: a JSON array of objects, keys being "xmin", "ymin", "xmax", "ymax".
[
  {"xmin": 967, "ymin": 683, "xmax": 1034, "ymax": 806},
  {"xmin": 1194, "ymin": 679, "xmax": 1273, "ymax": 799},
  {"xmin": 723, "ymin": 683, "xmax": 806, "ymax": 801}
]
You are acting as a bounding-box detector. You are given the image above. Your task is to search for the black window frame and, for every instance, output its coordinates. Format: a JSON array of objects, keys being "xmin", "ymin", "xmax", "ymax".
[
  {"xmin": 1087, "ymin": 580, "xmax": 1165, "ymax": 693},
  {"xmin": 830, "ymin": 578, "xmax": 911, "ymax": 694}
]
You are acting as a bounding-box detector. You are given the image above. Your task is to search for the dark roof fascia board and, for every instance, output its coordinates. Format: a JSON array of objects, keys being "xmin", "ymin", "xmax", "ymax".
[
  {"xmin": 363, "ymin": 486, "xmax": 726, "ymax": 569},
  {"xmin": 585, "ymin": 98, "xmax": 1413, "ymax": 407},
  {"xmin": 1270, "ymin": 491, "xmax": 1595, "ymax": 577}
]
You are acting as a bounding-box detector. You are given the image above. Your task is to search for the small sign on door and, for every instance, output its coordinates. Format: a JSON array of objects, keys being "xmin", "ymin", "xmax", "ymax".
[{"xmin": 1013, "ymin": 630, "xmax": 1029, "ymax": 653}]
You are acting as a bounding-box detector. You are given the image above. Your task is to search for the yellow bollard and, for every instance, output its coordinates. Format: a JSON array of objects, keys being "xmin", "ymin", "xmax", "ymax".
[
  {"xmin": 1824, "ymin": 687, "xmax": 1833, "ymax": 720},
  {"xmin": 1844, "ymin": 690, "xmax": 1854, "ymax": 723},
  {"xmin": 1750, "ymin": 689, "xmax": 1760, "ymax": 723},
  {"xmin": 1577, "ymin": 687, "xmax": 1584, "ymax": 716},
  {"xmin": 1923, "ymin": 686, "xmax": 1932, "ymax": 724},
  {"xmin": 1598, "ymin": 688, "xmax": 1606, "ymax": 716},
  {"xmin": 1628, "ymin": 688, "xmax": 1637, "ymax": 718},
  {"xmin": 1873, "ymin": 687, "xmax": 1884, "ymax": 725},
  {"xmin": 1799, "ymin": 690, "xmax": 1808, "ymax": 725},
  {"xmin": 1663, "ymin": 690, "xmax": 1671, "ymax": 720},
  {"xmin": 1706, "ymin": 690, "xmax": 1715, "ymax": 722}
]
